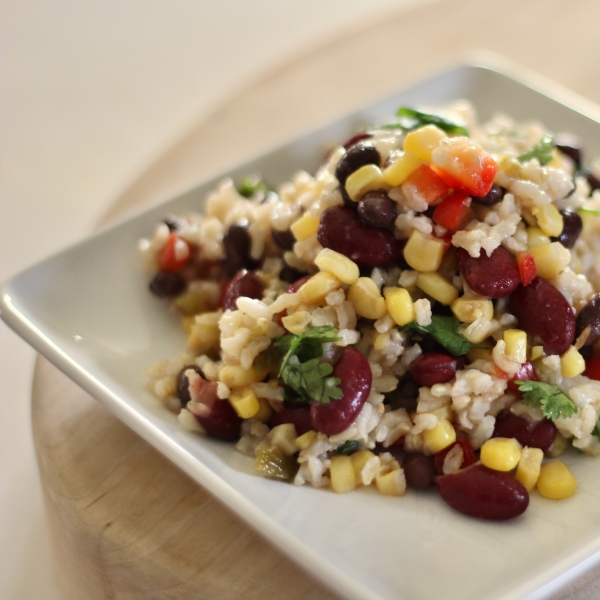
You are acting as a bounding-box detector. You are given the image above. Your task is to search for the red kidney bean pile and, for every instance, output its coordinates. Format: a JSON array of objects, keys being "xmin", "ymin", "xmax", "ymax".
[{"xmin": 140, "ymin": 103, "xmax": 600, "ymax": 521}]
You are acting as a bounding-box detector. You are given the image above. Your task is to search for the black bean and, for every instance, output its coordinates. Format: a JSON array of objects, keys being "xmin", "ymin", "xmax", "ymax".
[
  {"xmin": 576, "ymin": 294, "xmax": 600, "ymax": 347},
  {"xmin": 385, "ymin": 375, "xmax": 420, "ymax": 413},
  {"xmin": 357, "ymin": 190, "xmax": 397, "ymax": 228},
  {"xmin": 587, "ymin": 171, "xmax": 600, "ymax": 194},
  {"xmin": 163, "ymin": 214, "xmax": 186, "ymax": 232},
  {"xmin": 552, "ymin": 209, "xmax": 583, "ymax": 249},
  {"xmin": 149, "ymin": 271, "xmax": 186, "ymax": 298},
  {"xmin": 177, "ymin": 365, "xmax": 204, "ymax": 408},
  {"xmin": 471, "ymin": 183, "xmax": 505, "ymax": 206},
  {"xmin": 223, "ymin": 223, "xmax": 255, "ymax": 276},
  {"xmin": 555, "ymin": 134, "xmax": 583, "ymax": 169},
  {"xmin": 271, "ymin": 228, "xmax": 295, "ymax": 250},
  {"xmin": 335, "ymin": 142, "xmax": 381, "ymax": 186},
  {"xmin": 279, "ymin": 265, "xmax": 306, "ymax": 284},
  {"xmin": 342, "ymin": 132, "xmax": 372, "ymax": 150},
  {"xmin": 403, "ymin": 453, "xmax": 435, "ymax": 489}
]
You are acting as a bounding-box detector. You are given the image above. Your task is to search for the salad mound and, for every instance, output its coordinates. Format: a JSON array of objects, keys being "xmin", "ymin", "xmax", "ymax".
[{"xmin": 140, "ymin": 102, "xmax": 600, "ymax": 520}]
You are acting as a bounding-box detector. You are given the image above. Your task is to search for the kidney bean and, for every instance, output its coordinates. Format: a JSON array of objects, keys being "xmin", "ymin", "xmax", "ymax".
[
  {"xmin": 492, "ymin": 412, "xmax": 556, "ymax": 452},
  {"xmin": 269, "ymin": 402, "xmax": 313, "ymax": 436},
  {"xmin": 335, "ymin": 142, "xmax": 381, "ymax": 186},
  {"xmin": 357, "ymin": 191, "xmax": 397, "ymax": 228},
  {"xmin": 456, "ymin": 246, "xmax": 520, "ymax": 298},
  {"xmin": 434, "ymin": 438, "xmax": 477, "ymax": 475},
  {"xmin": 287, "ymin": 274, "xmax": 313, "ymax": 294},
  {"xmin": 576, "ymin": 294, "xmax": 600, "ymax": 347},
  {"xmin": 411, "ymin": 353, "xmax": 458, "ymax": 387},
  {"xmin": 222, "ymin": 270, "xmax": 264, "ymax": 311},
  {"xmin": 271, "ymin": 228, "xmax": 296, "ymax": 250},
  {"xmin": 149, "ymin": 270, "xmax": 187, "ymax": 298},
  {"xmin": 552, "ymin": 209, "xmax": 582, "ymax": 249},
  {"xmin": 342, "ymin": 132, "xmax": 373, "ymax": 151},
  {"xmin": 318, "ymin": 206, "xmax": 405, "ymax": 268},
  {"xmin": 506, "ymin": 361, "xmax": 538, "ymax": 394},
  {"xmin": 187, "ymin": 377, "xmax": 242, "ymax": 441},
  {"xmin": 223, "ymin": 223, "xmax": 256, "ymax": 276},
  {"xmin": 437, "ymin": 464, "xmax": 529, "ymax": 520},
  {"xmin": 403, "ymin": 453, "xmax": 436, "ymax": 489},
  {"xmin": 508, "ymin": 277, "xmax": 575, "ymax": 355},
  {"xmin": 310, "ymin": 347, "xmax": 372, "ymax": 436},
  {"xmin": 471, "ymin": 183, "xmax": 505, "ymax": 206},
  {"xmin": 177, "ymin": 365, "xmax": 204, "ymax": 408}
]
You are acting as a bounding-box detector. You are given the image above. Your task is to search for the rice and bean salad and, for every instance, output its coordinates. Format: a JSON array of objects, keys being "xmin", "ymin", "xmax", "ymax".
[{"xmin": 139, "ymin": 102, "xmax": 600, "ymax": 520}]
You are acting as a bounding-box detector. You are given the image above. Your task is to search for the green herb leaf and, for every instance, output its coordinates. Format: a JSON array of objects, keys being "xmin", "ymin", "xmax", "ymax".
[
  {"xmin": 336, "ymin": 440, "xmax": 360, "ymax": 455},
  {"xmin": 274, "ymin": 325, "xmax": 342, "ymax": 404},
  {"xmin": 517, "ymin": 134, "xmax": 554, "ymax": 166},
  {"xmin": 576, "ymin": 207, "xmax": 600, "ymax": 217},
  {"xmin": 402, "ymin": 315, "xmax": 488, "ymax": 356},
  {"xmin": 238, "ymin": 172, "xmax": 270, "ymax": 198},
  {"xmin": 593, "ymin": 416, "xmax": 600, "ymax": 439},
  {"xmin": 514, "ymin": 380, "xmax": 578, "ymax": 421},
  {"xmin": 379, "ymin": 107, "xmax": 468, "ymax": 136}
]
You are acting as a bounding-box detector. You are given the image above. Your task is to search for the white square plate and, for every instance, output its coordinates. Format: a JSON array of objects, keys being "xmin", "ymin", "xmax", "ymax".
[{"xmin": 4, "ymin": 57, "xmax": 600, "ymax": 600}]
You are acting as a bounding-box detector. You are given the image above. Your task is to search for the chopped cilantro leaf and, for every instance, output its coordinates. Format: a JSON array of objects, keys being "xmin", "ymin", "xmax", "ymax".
[
  {"xmin": 402, "ymin": 315, "xmax": 488, "ymax": 356},
  {"xmin": 274, "ymin": 325, "xmax": 342, "ymax": 404},
  {"xmin": 517, "ymin": 134, "xmax": 554, "ymax": 166},
  {"xmin": 379, "ymin": 107, "xmax": 468, "ymax": 136},
  {"xmin": 576, "ymin": 207, "xmax": 600, "ymax": 217},
  {"xmin": 593, "ymin": 416, "xmax": 600, "ymax": 439},
  {"xmin": 336, "ymin": 440, "xmax": 360, "ymax": 455},
  {"xmin": 514, "ymin": 380, "xmax": 578, "ymax": 421},
  {"xmin": 238, "ymin": 173, "xmax": 270, "ymax": 198}
]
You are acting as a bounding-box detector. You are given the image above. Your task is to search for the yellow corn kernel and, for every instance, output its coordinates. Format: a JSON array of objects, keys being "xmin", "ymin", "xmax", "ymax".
[
  {"xmin": 350, "ymin": 450, "xmax": 377, "ymax": 485},
  {"xmin": 516, "ymin": 447, "xmax": 544, "ymax": 492},
  {"xmin": 530, "ymin": 345, "xmax": 545, "ymax": 361},
  {"xmin": 314, "ymin": 248, "xmax": 359, "ymax": 285},
  {"xmin": 253, "ymin": 398, "xmax": 273, "ymax": 423},
  {"xmin": 532, "ymin": 204, "xmax": 564, "ymax": 237},
  {"xmin": 290, "ymin": 212, "xmax": 320, "ymax": 241},
  {"xmin": 181, "ymin": 315, "xmax": 195, "ymax": 334},
  {"xmin": 537, "ymin": 459, "xmax": 578, "ymax": 499},
  {"xmin": 219, "ymin": 364, "xmax": 263, "ymax": 388},
  {"xmin": 461, "ymin": 318, "xmax": 495, "ymax": 345},
  {"xmin": 547, "ymin": 432, "xmax": 568, "ymax": 457},
  {"xmin": 504, "ymin": 329, "xmax": 528, "ymax": 364},
  {"xmin": 561, "ymin": 346, "xmax": 585, "ymax": 378},
  {"xmin": 422, "ymin": 417, "xmax": 456, "ymax": 454},
  {"xmin": 529, "ymin": 242, "xmax": 571, "ymax": 279},
  {"xmin": 416, "ymin": 272, "xmax": 458, "ymax": 306},
  {"xmin": 382, "ymin": 151, "xmax": 423, "ymax": 186},
  {"xmin": 375, "ymin": 468, "xmax": 406, "ymax": 496},
  {"xmin": 187, "ymin": 312, "xmax": 222, "ymax": 354},
  {"xmin": 297, "ymin": 271, "xmax": 341, "ymax": 305},
  {"xmin": 269, "ymin": 423, "xmax": 298, "ymax": 457},
  {"xmin": 451, "ymin": 297, "xmax": 494, "ymax": 323},
  {"xmin": 348, "ymin": 277, "xmax": 386, "ymax": 320},
  {"xmin": 295, "ymin": 430, "xmax": 318, "ymax": 451},
  {"xmin": 281, "ymin": 310, "xmax": 311, "ymax": 335},
  {"xmin": 228, "ymin": 387, "xmax": 260, "ymax": 420},
  {"xmin": 466, "ymin": 347, "xmax": 493, "ymax": 362},
  {"xmin": 480, "ymin": 437, "xmax": 522, "ymax": 472},
  {"xmin": 403, "ymin": 230, "xmax": 445, "ymax": 273},
  {"xmin": 403, "ymin": 125, "xmax": 447, "ymax": 162},
  {"xmin": 384, "ymin": 287, "xmax": 415, "ymax": 326},
  {"xmin": 526, "ymin": 227, "xmax": 551, "ymax": 248},
  {"xmin": 373, "ymin": 332, "xmax": 390, "ymax": 352},
  {"xmin": 329, "ymin": 455, "xmax": 357, "ymax": 493},
  {"xmin": 345, "ymin": 164, "xmax": 387, "ymax": 202}
]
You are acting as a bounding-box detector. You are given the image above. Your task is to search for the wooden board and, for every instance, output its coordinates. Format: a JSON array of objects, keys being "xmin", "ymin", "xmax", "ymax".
[{"xmin": 32, "ymin": 0, "xmax": 600, "ymax": 597}]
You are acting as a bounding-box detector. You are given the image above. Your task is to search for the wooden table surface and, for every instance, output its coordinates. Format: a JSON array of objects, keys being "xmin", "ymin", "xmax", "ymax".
[{"xmin": 32, "ymin": 0, "xmax": 600, "ymax": 598}]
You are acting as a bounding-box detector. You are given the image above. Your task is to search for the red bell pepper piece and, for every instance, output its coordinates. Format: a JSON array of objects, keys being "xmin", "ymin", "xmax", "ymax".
[
  {"xmin": 157, "ymin": 232, "xmax": 193, "ymax": 271},
  {"xmin": 516, "ymin": 251, "xmax": 537, "ymax": 286},
  {"xmin": 403, "ymin": 164, "xmax": 449, "ymax": 205},
  {"xmin": 432, "ymin": 191, "xmax": 473, "ymax": 232}
]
